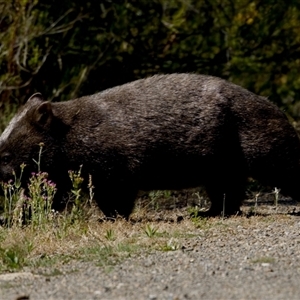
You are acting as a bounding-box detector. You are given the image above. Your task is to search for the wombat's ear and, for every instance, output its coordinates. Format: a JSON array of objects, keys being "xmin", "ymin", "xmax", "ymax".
[
  {"xmin": 27, "ymin": 92, "xmax": 44, "ymax": 103},
  {"xmin": 33, "ymin": 101, "xmax": 53, "ymax": 129}
]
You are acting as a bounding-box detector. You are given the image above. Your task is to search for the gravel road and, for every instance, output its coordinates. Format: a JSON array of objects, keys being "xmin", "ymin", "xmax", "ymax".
[{"xmin": 1, "ymin": 200, "xmax": 300, "ymax": 300}]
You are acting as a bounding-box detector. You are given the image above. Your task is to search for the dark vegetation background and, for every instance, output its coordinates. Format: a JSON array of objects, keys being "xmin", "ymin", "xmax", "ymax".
[{"xmin": 1, "ymin": 0, "xmax": 300, "ymax": 131}]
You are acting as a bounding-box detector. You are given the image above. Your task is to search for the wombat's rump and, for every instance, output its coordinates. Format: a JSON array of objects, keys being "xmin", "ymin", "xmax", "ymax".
[{"xmin": 0, "ymin": 74, "xmax": 299, "ymax": 217}]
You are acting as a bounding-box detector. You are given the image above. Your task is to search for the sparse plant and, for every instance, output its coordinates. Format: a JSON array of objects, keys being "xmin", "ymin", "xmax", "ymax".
[
  {"xmin": 274, "ymin": 187, "xmax": 280, "ymax": 206},
  {"xmin": 0, "ymin": 247, "xmax": 25, "ymax": 270},
  {"xmin": 0, "ymin": 241, "xmax": 33, "ymax": 271},
  {"xmin": 104, "ymin": 229, "xmax": 116, "ymax": 241},
  {"xmin": 1, "ymin": 168, "xmax": 57, "ymax": 228},
  {"xmin": 255, "ymin": 192, "xmax": 260, "ymax": 208},
  {"xmin": 27, "ymin": 172, "xmax": 56, "ymax": 228},
  {"xmin": 188, "ymin": 206, "xmax": 200, "ymax": 219},
  {"xmin": 87, "ymin": 174, "xmax": 94, "ymax": 204},
  {"xmin": 144, "ymin": 224, "xmax": 158, "ymax": 238},
  {"xmin": 69, "ymin": 166, "xmax": 84, "ymax": 204},
  {"xmin": 193, "ymin": 191, "xmax": 209, "ymax": 209},
  {"xmin": 187, "ymin": 206, "xmax": 208, "ymax": 228},
  {"xmin": 67, "ymin": 165, "xmax": 86, "ymax": 222},
  {"xmin": 32, "ymin": 142, "xmax": 45, "ymax": 173},
  {"xmin": 249, "ymin": 192, "xmax": 260, "ymax": 216},
  {"xmin": 148, "ymin": 190, "xmax": 162, "ymax": 211},
  {"xmin": 1, "ymin": 163, "xmax": 26, "ymax": 228},
  {"xmin": 161, "ymin": 238, "xmax": 180, "ymax": 251},
  {"xmin": 163, "ymin": 190, "xmax": 171, "ymax": 198},
  {"xmin": 222, "ymin": 193, "xmax": 226, "ymax": 219}
]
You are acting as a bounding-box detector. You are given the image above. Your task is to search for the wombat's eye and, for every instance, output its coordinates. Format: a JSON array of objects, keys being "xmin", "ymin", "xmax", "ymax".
[{"xmin": 1, "ymin": 153, "xmax": 11, "ymax": 165}]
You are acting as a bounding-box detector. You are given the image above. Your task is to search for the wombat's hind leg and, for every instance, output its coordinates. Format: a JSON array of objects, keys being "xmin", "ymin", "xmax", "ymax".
[{"xmin": 201, "ymin": 180, "xmax": 246, "ymax": 217}]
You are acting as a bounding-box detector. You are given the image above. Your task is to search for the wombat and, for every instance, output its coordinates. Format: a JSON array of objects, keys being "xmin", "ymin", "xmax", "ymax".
[{"xmin": 0, "ymin": 73, "xmax": 299, "ymax": 218}]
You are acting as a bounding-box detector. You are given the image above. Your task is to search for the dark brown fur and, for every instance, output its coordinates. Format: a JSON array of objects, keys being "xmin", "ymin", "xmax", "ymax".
[{"xmin": 0, "ymin": 73, "xmax": 300, "ymax": 217}]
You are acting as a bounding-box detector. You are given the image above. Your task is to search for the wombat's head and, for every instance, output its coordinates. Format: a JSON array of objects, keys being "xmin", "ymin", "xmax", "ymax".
[{"xmin": 0, "ymin": 93, "xmax": 65, "ymax": 184}]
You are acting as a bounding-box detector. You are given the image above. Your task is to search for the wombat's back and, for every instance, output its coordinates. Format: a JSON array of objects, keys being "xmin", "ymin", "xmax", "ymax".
[{"xmin": 74, "ymin": 74, "xmax": 236, "ymax": 162}]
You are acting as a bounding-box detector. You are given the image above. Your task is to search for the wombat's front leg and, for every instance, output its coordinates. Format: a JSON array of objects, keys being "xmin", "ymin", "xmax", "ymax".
[{"xmin": 95, "ymin": 184, "xmax": 138, "ymax": 220}]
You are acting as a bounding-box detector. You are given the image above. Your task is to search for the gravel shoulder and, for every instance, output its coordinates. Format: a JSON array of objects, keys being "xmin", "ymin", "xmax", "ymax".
[{"xmin": 1, "ymin": 200, "xmax": 300, "ymax": 300}]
